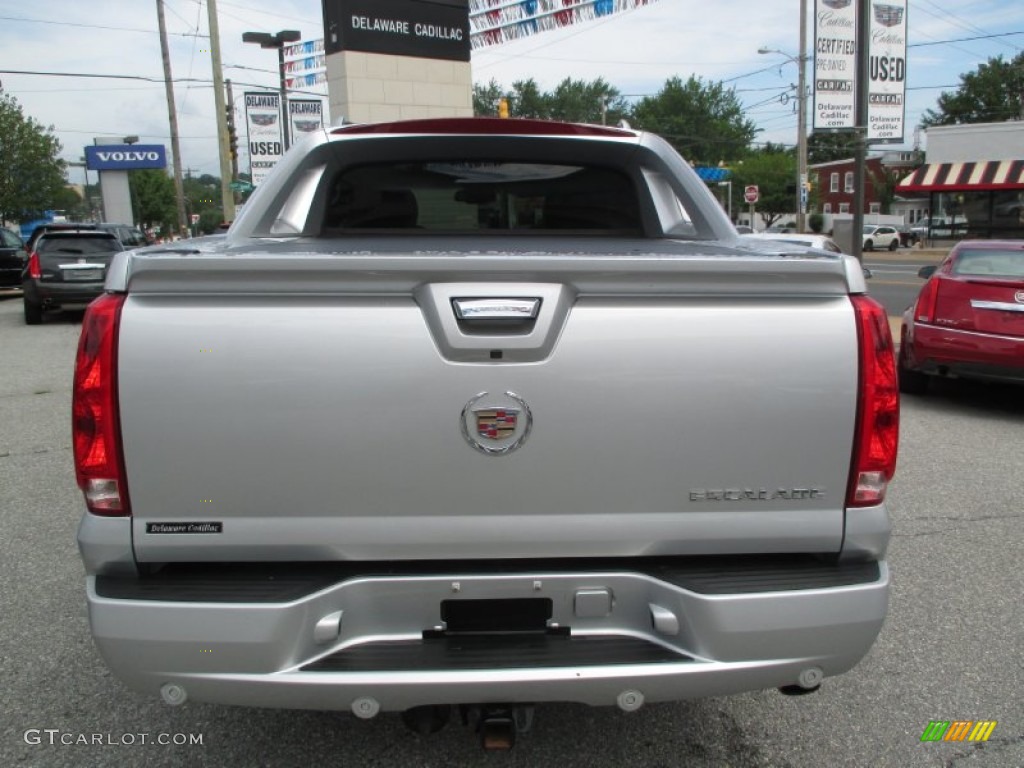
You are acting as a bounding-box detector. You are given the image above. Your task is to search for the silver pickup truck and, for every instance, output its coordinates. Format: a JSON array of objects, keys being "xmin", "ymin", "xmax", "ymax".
[{"xmin": 74, "ymin": 118, "xmax": 899, "ymax": 746}]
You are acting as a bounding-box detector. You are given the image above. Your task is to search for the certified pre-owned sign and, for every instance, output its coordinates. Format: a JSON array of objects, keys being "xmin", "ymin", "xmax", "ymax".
[{"xmin": 85, "ymin": 144, "xmax": 168, "ymax": 171}]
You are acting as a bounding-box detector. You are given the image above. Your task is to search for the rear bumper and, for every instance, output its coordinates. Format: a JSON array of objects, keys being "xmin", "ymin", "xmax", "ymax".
[
  {"xmin": 23, "ymin": 279, "xmax": 104, "ymax": 306},
  {"xmin": 904, "ymin": 322, "xmax": 1024, "ymax": 383},
  {"xmin": 84, "ymin": 557, "xmax": 890, "ymax": 711}
]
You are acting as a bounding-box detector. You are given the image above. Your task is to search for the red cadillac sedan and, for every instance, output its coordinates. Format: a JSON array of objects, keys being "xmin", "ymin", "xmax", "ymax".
[{"xmin": 899, "ymin": 240, "xmax": 1024, "ymax": 394}]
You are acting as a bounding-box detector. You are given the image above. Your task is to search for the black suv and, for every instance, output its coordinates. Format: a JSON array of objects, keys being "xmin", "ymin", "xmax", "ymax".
[
  {"xmin": 26, "ymin": 222, "xmax": 149, "ymax": 253},
  {"xmin": 22, "ymin": 229, "xmax": 123, "ymax": 324},
  {"xmin": 0, "ymin": 227, "xmax": 25, "ymax": 288}
]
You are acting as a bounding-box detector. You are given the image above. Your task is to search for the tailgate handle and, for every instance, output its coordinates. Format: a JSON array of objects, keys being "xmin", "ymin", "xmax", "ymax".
[
  {"xmin": 451, "ymin": 298, "xmax": 542, "ymax": 336},
  {"xmin": 453, "ymin": 298, "xmax": 541, "ymax": 321}
]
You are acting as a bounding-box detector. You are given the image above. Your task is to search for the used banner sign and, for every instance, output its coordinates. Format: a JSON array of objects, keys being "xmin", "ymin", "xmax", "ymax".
[
  {"xmin": 244, "ymin": 91, "xmax": 283, "ymax": 188},
  {"xmin": 867, "ymin": 0, "xmax": 907, "ymax": 142}
]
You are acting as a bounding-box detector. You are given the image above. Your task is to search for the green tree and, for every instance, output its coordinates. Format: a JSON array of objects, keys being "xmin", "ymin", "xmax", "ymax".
[
  {"xmin": 0, "ymin": 93, "xmax": 68, "ymax": 223},
  {"xmin": 473, "ymin": 79, "xmax": 505, "ymax": 116},
  {"xmin": 546, "ymin": 77, "xmax": 628, "ymax": 125},
  {"xmin": 868, "ymin": 166, "xmax": 899, "ymax": 215},
  {"xmin": 183, "ymin": 173, "xmax": 224, "ymax": 234},
  {"xmin": 53, "ymin": 186, "xmax": 87, "ymax": 220},
  {"xmin": 730, "ymin": 148, "xmax": 796, "ymax": 228},
  {"xmin": 509, "ymin": 79, "xmax": 548, "ymax": 118},
  {"xmin": 630, "ymin": 76, "xmax": 757, "ymax": 164},
  {"xmin": 129, "ymin": 169, "xmax": 176, "ymax": 233},
  {"xmin": 921, "ymin": 52, "xmax": 1024, "ymax": 126},
  {"xmin": 807, "ymin": 131, "xmax": 857, "ymax": 165}
]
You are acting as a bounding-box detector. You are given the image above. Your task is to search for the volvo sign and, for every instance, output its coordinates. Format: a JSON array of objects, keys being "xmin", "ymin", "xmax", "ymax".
[{"xmin": 85, "ymin": 144, "xmax": 167, "ymax": 171}]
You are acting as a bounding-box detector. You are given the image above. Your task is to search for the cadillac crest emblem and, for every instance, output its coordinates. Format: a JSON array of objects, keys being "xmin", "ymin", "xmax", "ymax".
[{"xmin": 461, "ymin": 391, "xmax": 532, "ymax": 455}]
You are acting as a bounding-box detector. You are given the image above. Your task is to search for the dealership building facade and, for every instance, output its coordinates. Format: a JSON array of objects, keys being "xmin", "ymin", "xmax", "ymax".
[{"xmin": 897, "ymin": 121, "xmax": 1024, "ymax": 240}]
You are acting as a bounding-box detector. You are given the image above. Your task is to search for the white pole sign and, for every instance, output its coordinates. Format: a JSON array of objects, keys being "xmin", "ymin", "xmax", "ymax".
[
  {"xmin": 244, "ymin": 91, "xmax": 284, "ymax": 188},
  {"xmin": 866, "ymin": 1, "xmax": 907, "ymax": 142},
  {"xmin": 812, "ymin": 0, "xmax": 858, "ymax": 131},
  {"xmin": 288, "ymin": 99, "xmax": 324, "ymax": 144}
]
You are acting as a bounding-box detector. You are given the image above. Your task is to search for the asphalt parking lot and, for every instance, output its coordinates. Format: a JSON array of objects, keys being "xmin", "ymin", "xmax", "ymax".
[{"xmin": 0, "ymin": 292, "xmax": 1021, "ymax": 767}]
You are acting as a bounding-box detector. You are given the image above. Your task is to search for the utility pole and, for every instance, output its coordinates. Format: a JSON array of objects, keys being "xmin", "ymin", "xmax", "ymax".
[
  {"xmin": 797, "ymin": 0, "xmax": 809, "ymax": 233},
  {"xmin": 226, "ymin": 79, "xmax": 239, "ymax": 182},
  {"xmin": 206, "ymin": 0, "xmax": 236, "ymax": 223},
  {"xmin": 156, "ymin": 0, "xmax": 188, "ymax": 239},
  {"xmin": 851, "ymin": 0, "xmax": 871, "ymax": 259}
]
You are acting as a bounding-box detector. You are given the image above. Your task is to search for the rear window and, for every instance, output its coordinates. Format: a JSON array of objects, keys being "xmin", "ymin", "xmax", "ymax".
[
  {"xmin": 1, "ymin": 228, "xmax": 22, "ymax": 248},
  {"xmin": 37, "ymin": 234, "xmax": 121, "ymax": 254},
  {"xmin": 952, "ymin": 249, "xmax": 1024, "ymax": 278},
  {"xmin": 322, "ymin": 162, "xmax": 642, "ymax": 234}
]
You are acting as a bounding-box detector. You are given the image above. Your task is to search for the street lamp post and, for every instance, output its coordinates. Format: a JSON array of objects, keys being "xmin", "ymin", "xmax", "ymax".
[
  {"xmin": 717, "ymin": 181, "xmax": 733, "ymax": 221},
  {"xmin": 242, "ymin": 30, "xmax": 301, "ymax": 151},
  {"xmin": 759, "ymin": 0, "xmax": 809, "ymax": 232}
]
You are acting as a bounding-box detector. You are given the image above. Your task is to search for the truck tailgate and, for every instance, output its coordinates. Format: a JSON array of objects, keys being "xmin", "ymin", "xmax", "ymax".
[{"xmin": 117, "ymin": 252, "xmax": 860, "ymax": 562}]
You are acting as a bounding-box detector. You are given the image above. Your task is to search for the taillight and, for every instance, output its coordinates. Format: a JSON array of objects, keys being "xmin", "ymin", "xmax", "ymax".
[
  {"xmin": 847, "ymin": 295, "xmax": 899, "ymax": 507},
  {"xmin": 72, "ymin": 293, "xmax": 130, "ymax": 516},
  {"xmin": 27, "ymin": 252, "xmax": 42, "ymax": 279},
  {"xmin": 913, "ymin": 277, "xmax": 940, "ymax": 323}
]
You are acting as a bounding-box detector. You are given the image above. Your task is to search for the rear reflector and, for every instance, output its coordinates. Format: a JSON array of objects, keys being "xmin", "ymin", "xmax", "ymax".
[
  {"xmin": 72, "ymin": 293, "xmax": 130, "ymax": 516},
  {"xmin": 847, "ymin": 295, "xmax": 900, "ymax": 507}
]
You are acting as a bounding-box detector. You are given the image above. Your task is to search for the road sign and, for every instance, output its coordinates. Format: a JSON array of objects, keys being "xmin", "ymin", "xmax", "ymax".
[
  {"xmin": 190, "ymin": 214, "xmax": 200, "ymax": 225},
  {"xmin": 229, "ymin": 180, "xmax": 254, "ymax": 193},
  {"xmin": 743, "ymin": 185, "xmax": 759, "ymax": 204}
]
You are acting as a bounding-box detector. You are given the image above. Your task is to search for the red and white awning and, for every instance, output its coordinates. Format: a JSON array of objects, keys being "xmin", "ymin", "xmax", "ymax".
[{"xmin": 898, "ymin": 160, "xmax": 1024, "ymax": 193}]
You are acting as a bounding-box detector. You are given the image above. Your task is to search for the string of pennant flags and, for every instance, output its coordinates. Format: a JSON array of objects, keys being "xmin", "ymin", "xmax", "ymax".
[{"xmin": 467, "ymin": 0, "xmax": 659, "ymax": 49}]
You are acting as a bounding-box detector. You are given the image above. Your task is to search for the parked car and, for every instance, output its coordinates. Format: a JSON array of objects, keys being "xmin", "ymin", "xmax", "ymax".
[
  {"xmin": 0, "ymin": 226, "xmax": 26, "ymax": 288},
  {"xmin": 26, "ymin": 222, "xmax": 149, "ymax": 253},
  {"xmin": 22, "ymin": 229, "xmax": 123, "ymax": 324},
  {"xmin": 896, "ymin": 225, "xmax": 919, "ymax": 248},
  {"xmin": 909, "ymin": 216, "xmax": 966, "ymax": 240},
  {"xmin": 898, "ymin": 239, "xmax": 1024, "ymax": 393},
  {"xmin": 862, "ymin": 225, "xmax": 900, "ymax": 251},
  {"xmin": 742, "ymin": 233, "xmax": 872, "ymax": 277},
  {"xmin": 742, "ymin": 232, "xmax": 844, "ymax": 253},
  {"xmin": 96, "ymin": 222, "xmax": 150, "ymax": 248}
]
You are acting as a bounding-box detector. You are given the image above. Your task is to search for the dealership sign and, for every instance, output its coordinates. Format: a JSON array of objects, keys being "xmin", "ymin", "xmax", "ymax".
[
  {"xmin": 866, "ymin": 0, "xmax": 907, "ymax": 142},
  {"xmin": 85, "ymin": 144, "xmax": 167, "ymax": 171},
  {"xmin": 812, "ymin": 0, "xmax": 857, "ymax": 131},
  {"xmin": 322, "ymin": 0, "xmax": 470, "ymax": 61},
  {"xmin": 289, "ymin": 99, "xmax": 324, "ymax": 143},
  {"xmin": 244, "ymin": 91, "xmax": 284, "ymax": 188},
  {"xmin": 812, "ymin": 0, "xmax": 908, "ymax": 142}
]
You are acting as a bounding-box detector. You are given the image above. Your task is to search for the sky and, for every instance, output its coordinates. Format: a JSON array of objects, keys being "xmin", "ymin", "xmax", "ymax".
[{"xmin": 1, "ymin": 0, "xmax": 1022, "ymax": 182}]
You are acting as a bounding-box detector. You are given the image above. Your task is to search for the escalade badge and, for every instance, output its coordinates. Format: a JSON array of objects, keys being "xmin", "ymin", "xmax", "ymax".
[{"xmin": 461, "ymin": 391, "xmax": 532, "ymax": 455}]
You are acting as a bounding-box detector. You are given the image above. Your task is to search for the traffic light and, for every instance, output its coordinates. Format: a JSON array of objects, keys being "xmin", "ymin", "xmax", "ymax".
[{"xmin": 498, "ymin": 98, "xmax": 509, "ymax": 119}]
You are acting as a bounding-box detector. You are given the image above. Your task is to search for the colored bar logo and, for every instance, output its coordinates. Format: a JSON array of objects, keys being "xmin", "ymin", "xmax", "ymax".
[{"xmin": 920, "ymin": 721, "xmax": 997, "ymax": 742}]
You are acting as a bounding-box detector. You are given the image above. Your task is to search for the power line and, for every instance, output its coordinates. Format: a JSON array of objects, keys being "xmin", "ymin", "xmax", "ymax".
[
  {"xmin": 910, "ymin": 30, "xmax": 1024, "ymax": 48},
  {"xmin": 0, "ymin": 13, "xmax": 206, "ymax": 37}
]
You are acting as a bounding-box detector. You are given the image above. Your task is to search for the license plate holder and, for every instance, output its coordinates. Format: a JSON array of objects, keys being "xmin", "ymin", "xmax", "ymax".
[{"xmin": 63, "ymin": 267, "xmax": 103, "ymax": 281}]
